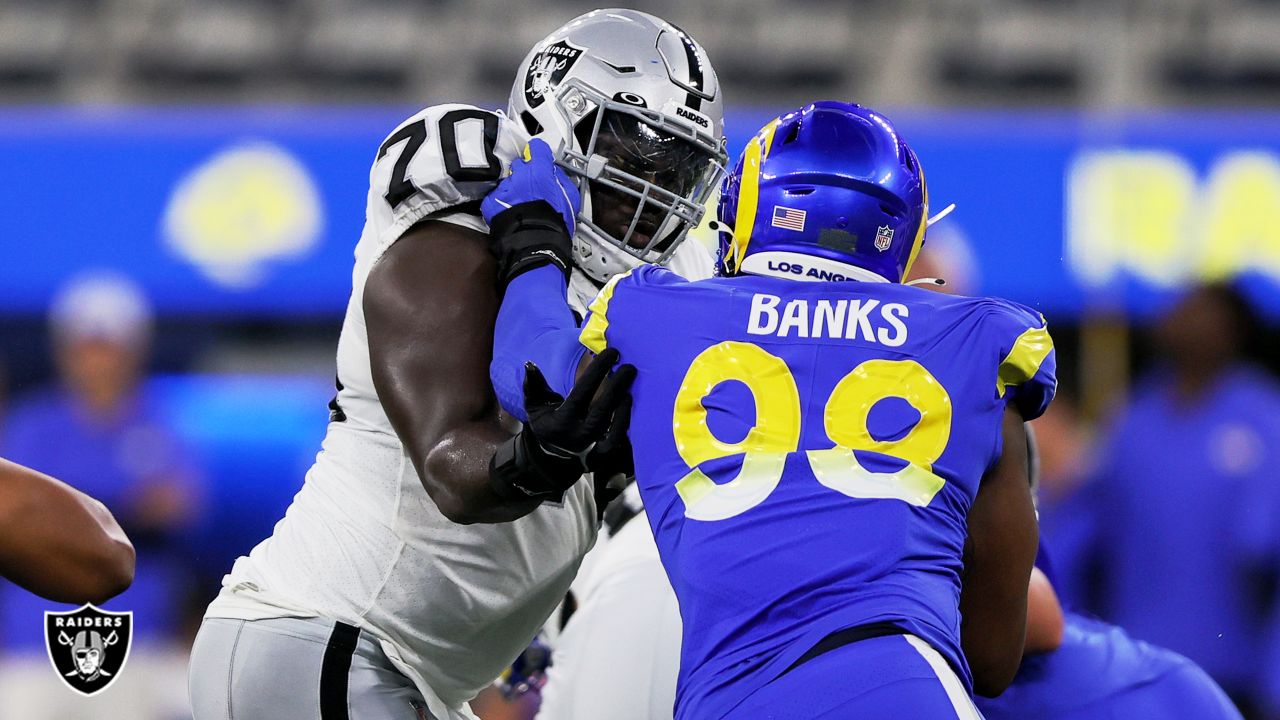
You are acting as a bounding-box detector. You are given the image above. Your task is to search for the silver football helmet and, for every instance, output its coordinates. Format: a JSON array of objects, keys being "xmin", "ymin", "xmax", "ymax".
[{"xmin": 508, "ymin": 9, "xmax": 727, "ymax": 283}]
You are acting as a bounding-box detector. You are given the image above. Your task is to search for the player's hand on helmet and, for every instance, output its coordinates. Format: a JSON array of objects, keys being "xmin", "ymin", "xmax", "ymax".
[
  {"xmin": 482, "ymin": 139, "xmax": 581, "ymax": 235},
  {"xmin": 489, "ymin": 349, "xmax": 635, "ymax": 503},
  {"xmin": 482, "ymin": 139, "xmax": 582, "ymax": 287}
]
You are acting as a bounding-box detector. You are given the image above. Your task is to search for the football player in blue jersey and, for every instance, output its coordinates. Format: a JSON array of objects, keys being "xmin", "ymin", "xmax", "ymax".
[
  {"xmin": 484, "ymin": 101, "xmax": 1054, "ymax": 718},
  {"xmin": 980, "ymin": 557, "xmax": 1244, "ymax": 720},
  {"xmin": 974, "ymin": 431, "xmax": 1244, "ymax": 720}
]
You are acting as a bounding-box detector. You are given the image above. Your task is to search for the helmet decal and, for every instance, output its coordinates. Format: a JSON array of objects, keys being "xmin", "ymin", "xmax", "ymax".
[
  {"xmin": 902, "ymin": 161, "xmax": 929, "ymax": 279},
  {"xmin": 523, "ymin": 39, "xmax": 586, "ymax": 109},
  {"xmin": 657, "ymin": 25, "xmax": 712, "ymax": 109},
  {"xmin": 728, "ymin": 118, "xmax": 782, "ymax": 274}
]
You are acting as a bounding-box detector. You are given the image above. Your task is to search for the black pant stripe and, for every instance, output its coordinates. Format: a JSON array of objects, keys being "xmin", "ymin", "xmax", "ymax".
[{"xmin": 319, "ymin": 621, "xmax": 361, "ymax": 720}]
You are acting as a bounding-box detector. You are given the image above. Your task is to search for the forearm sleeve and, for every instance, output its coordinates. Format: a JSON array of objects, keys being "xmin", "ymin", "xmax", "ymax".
[{"xmin": 491, "ymin": 264, "xmax": 589, "ymax": 422}]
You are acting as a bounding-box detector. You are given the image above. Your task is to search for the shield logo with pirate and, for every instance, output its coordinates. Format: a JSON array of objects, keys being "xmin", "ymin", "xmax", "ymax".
[
  {"xmin": 45, "ymin": 604, "xmax": 132, "ymax": 696},
  {"xmin": 524, "ymin": 39, "xmax": 585, "ymax": 108}
]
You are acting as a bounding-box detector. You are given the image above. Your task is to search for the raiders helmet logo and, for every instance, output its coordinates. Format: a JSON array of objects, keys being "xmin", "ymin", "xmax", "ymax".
[
  {"xmin": 45, "ymin": 604, "xmax": 132, "ymax": 697},
  {"xmin": 525, "ymin": 39, "xmax": 585, "ymax": 108}
]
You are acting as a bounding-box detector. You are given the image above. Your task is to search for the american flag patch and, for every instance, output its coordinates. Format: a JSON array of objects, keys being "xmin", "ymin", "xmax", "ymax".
[{"xmin": 771, "ymin": 206, "xmax": 806, "ymax": 232}]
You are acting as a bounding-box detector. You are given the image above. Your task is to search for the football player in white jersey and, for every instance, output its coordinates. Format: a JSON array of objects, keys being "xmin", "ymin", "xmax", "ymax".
[{"xmin": 186, "ymin": 9, "xmax": 726, "ymax": 720}]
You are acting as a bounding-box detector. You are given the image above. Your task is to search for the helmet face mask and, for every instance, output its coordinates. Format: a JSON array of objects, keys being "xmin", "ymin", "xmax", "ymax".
[
  {"xmin": 508, "ymin": 10, "xmax": 727, "ymax": 283},
  {"xmin": 561, "ymin": 88, "xmax": 725, "ymax": 262}
]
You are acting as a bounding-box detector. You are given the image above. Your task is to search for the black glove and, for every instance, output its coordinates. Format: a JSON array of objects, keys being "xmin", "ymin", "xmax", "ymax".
[
  {"xmin": 589, "ymin": 393, "xmax": 635, "ymax": 519},
  {"xmin": 490, "ymin": 348, "xmax": 636, "ymax": 503}
]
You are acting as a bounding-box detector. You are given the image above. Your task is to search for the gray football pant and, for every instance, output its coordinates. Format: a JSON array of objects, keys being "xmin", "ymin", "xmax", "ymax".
[{"xmin": 189, "ymin": 616, "xmax": 434, "ymax": 720}]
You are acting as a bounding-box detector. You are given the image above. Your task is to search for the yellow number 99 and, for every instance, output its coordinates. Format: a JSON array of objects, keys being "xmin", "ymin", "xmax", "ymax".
[
  {"xmin": 673, "ymin": 342, "xmax": 801, "ymax": 521},
  {"xmin": 672, "ymin": 344, "xmax": 951, "ymax": 521},
  {"xmin": 808, "ymin": 359, "xmax": 949, "ymax": 506}
]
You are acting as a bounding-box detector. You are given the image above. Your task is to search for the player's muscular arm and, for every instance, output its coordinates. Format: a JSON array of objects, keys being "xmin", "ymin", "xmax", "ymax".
[
  {"xmin": 960, "ymin": 407, "xmax": 1039, "ymax": 697},
  {"xmin": 366, "ymin": 220, "xmax": 541, "ymax": 525},
  {"xmin": 0, "ymin": 458, "xmax": 134, "ymax": 603}
]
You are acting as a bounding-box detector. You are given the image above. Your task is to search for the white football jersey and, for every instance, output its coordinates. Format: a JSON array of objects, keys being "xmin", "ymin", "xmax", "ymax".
[
  {"xmin": 205, "ymin": 104, "xmax": 714, "ymax": 720},
  {"xmin": 537, "ymin": 500, "xmax": 682, "ymax": 720}
]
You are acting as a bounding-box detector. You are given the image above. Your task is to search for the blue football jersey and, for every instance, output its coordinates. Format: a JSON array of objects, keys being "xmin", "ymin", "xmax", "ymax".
[
  {"xmin": 977, "ymin": 612, "xmax": 1243, "ymax": 720},
  {"xmin": 578, "ymin": 265, "xmax": 1056, "ymax": 720}
]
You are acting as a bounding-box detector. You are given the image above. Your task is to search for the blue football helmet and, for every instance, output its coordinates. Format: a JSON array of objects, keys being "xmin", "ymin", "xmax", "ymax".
[{"xmin": 717, "ymin": 101, "xmax": 928, "ymax": 283}]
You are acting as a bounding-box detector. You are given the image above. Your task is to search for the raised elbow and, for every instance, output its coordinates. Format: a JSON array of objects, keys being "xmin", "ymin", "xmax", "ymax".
[
  {"xmin": 40, "ymin": 534, "xmax": 135, "ymax": 606},
  {"xmin": 80, "ymin": 499, "xmax": 136, "ymax": 603},
  {"xmin": 432, "ymin": 492, "xmax": 483, "ymax": 525},
  {"xmin": 973, "ymin": 674, "xmax": 1016, "ymax": 699},
  {"xmin": 62, "ymin": 533, "xmax": 136, "ymax": 605},
  {"xmin": 1024, "ymin": 566, "xmax": 1065, "ymax": 654},
  {"xmin": 90, "ymin": 537, "xmax": 136, "ymax": 603},
  {"xmin": 419, "ymin": 432, "xmax": 541, "ymax": 525},
  {"xmin": 421, "ymin": 448, "xmax": 485, "ymax": 525}
]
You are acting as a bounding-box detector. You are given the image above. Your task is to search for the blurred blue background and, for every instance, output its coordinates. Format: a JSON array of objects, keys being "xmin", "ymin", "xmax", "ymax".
[{"xmin": 4, "ymin": 108, "xmax": 1280, "ymax": 320}]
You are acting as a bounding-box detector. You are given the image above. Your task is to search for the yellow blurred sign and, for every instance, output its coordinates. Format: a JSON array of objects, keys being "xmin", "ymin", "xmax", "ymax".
[
  {"xmin": 1068, "ymin": 150, "xmax": 1280, "ymax": 287},
  {"xmin": 164, "ymin": 142, "xmax": 323, "ymax": 289}
]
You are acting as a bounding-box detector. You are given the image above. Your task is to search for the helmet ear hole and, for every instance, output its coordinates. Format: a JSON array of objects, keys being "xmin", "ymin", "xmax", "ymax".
[
  {"xmin": 572, "ymin": 108, "xmax": 599, "ymax": 154},
  {"xmin": 521, "ymin": 111, "xmax": 544, "ymax": 136},
  {"xmin": 903, "ymin": 148, "xmax": 918, "ymax": 173}
]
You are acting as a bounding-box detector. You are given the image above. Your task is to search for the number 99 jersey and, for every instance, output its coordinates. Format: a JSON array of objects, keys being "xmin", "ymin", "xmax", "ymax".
[{"xmin": 578, "ymin": 265, "xmax": 1056, "ymax": 720}]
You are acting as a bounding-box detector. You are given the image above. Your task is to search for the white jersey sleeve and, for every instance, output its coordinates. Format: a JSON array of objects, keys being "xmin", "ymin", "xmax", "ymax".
[
  {"xmin": 537, "ymin": 507, "xmax": 681, "ymax": 720},
  {"xmin": 363, "ymin": 104, "xmax": 528, "ymax": 265},
  {"xmin": 336, "ymin": 104, "xmax": 527, "ymax": 435}
]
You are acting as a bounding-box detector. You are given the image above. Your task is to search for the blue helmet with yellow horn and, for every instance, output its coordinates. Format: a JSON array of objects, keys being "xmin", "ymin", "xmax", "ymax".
[{"xmin": 716, "ymin": 101, "xmax": 928, "ymax": 283}]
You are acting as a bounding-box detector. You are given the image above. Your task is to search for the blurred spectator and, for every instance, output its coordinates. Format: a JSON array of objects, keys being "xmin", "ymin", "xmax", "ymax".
[
  {"xmin": 0, "ymin": 272, "xmax": 200, "ymax": 719},
  {"xmin": 1047, "ymin": 282, "xmax": 1280, "ymax": 718}
]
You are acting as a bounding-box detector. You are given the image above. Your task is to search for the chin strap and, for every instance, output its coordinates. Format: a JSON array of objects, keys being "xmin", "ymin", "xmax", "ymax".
[
  {"xmin": 926, "ymin": 203, "xmax": 957, "ymax": 228},
  {"xmin": 906, "ymin": 277, "xmax": 947, "ymax": 287}
]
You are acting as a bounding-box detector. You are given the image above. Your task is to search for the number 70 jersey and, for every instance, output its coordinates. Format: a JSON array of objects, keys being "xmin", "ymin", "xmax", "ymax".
[{"xmin": 578, "ymin": 265, "xmax": 1056, "ymax": 720}]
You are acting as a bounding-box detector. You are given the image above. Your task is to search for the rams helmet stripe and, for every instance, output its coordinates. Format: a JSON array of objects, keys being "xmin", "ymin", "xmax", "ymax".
[
  {"xmin": 730, "ymin": 119, "xmax": 781, "ymax": 274},
  {"xmin": 902, "ymin": 162, "xmax": 929, "ymax": 281}
]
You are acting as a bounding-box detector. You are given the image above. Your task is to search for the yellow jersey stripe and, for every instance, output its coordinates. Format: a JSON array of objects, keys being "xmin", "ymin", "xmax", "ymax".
[
  {"xmin": 997, "ymin": 323, "xmax": 1053, "ymax": 398},
  {"xmin": 578, "ymin": 269, "xmax": 634, "ymax": 354}
]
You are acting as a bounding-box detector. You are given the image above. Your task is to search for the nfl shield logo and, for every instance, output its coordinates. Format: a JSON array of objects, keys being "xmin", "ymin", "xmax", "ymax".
[
  {"xmin": 875, "ymin": 225, "xmax": 895, "ymax": 251},
  {"xmin": 45, "ymin": 604, "xmax": 132, "ymax": 697}
]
